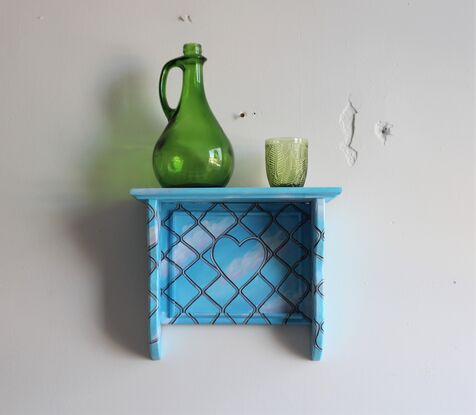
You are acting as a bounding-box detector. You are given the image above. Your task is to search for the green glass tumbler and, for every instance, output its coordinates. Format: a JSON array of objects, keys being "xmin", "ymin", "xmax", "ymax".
[{"xmin": 265, "ymin": 138, "xmax": 308, "ymax": 187}]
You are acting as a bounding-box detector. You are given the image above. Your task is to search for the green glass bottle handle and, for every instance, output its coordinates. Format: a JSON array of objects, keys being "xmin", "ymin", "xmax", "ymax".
[{"xmin": 158, "ymin": 58, "xmax": 183, "ymax": 121}]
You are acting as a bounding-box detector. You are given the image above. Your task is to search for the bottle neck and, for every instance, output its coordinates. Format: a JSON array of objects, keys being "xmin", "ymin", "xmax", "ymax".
[{"xmin": 180, "ymin": 61, "xmax": 207, "ymax": 105}]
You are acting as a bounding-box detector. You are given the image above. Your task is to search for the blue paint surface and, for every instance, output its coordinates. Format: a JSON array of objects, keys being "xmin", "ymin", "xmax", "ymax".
[
  {"xmin": 131, "ymin": 187, "xmax": 341, "ymax": 202},
  {"xmin": 131, "ymin": 187, "xmax": 341, "ymax": 360}
]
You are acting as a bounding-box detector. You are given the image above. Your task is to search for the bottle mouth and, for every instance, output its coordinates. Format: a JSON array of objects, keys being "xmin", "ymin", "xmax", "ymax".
[{"xmin": 183, "ymin": 43, "xmax": 202, "ymax": 57}]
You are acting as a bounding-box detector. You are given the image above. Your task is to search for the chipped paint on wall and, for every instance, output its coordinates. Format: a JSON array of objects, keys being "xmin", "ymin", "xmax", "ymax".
[
  {"xmin": 178, "ymin": 15, "xmax": 192, "ymax": 23},
  {"xmin": 339, "ymin": 99, "xmax": 358, "ymax": 166},
  {"xmin": 375, "ymin": 120, "xmax": 393, "ymax": 144}
]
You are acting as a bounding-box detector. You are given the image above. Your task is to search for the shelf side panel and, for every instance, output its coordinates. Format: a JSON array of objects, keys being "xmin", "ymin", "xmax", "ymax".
[
  {"xmin": 311, "ymin": 199, "xmax": 325, "ymax": 360},
  {"xmin": 146, "ymin": 199, "xmax": 161, "ymax": 360}
]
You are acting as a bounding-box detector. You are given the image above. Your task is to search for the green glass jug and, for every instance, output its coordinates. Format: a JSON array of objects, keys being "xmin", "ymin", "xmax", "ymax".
[{"xmin": 153, "ymin": 43, "xmax": 234, "ymax": 187}]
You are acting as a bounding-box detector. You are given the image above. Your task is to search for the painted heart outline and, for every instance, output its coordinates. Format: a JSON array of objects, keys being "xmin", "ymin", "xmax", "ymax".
[{"xmin": 210, "ymin": 235, "xmax": 268, "ymax": 317}]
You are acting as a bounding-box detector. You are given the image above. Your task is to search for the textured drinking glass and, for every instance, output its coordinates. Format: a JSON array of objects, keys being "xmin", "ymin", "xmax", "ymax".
[{"xmin": 265, "ymin": 138, "xmax": 308, "ymax": 187}]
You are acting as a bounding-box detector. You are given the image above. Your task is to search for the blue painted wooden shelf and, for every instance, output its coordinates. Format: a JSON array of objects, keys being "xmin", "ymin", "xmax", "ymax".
[{"xmin": 131, "ymin": 187, "xmax": 341, "ymax": 360}]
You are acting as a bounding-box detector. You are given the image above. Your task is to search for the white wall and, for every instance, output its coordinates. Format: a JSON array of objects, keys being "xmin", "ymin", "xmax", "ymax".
[{"xmin": 0, "ymin": 1, "xmax": 474, "ymax": 414}]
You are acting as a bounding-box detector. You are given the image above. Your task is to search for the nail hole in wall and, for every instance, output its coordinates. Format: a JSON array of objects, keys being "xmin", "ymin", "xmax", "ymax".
[
  {"xmin": 375, "ymin": 121, "xmax": 393, "ymax": 144},
  {"xmin": 234, "ymin": 111, "xmax": 257, "ymax": 120}
]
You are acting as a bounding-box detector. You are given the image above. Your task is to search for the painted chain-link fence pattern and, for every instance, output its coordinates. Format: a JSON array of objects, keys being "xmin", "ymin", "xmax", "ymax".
[{"xmin": 147, "ymin": 201, "xmax": 323, "ymax": 327}]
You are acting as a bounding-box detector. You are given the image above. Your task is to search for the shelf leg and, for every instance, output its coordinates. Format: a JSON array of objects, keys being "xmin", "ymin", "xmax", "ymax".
[
  {"xmin": 311, "ymin": 199, "xmax": 325, "ymax": 361},
  {"xmin": 146, "ymin": 200, "xmax": 162, "ymax": 360}
]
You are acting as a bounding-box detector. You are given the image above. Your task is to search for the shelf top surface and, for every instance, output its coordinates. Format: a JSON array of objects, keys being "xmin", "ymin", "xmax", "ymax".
[{"xmin": 130, "ymin": 187, "xmax": 342, "ymax": 202}]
